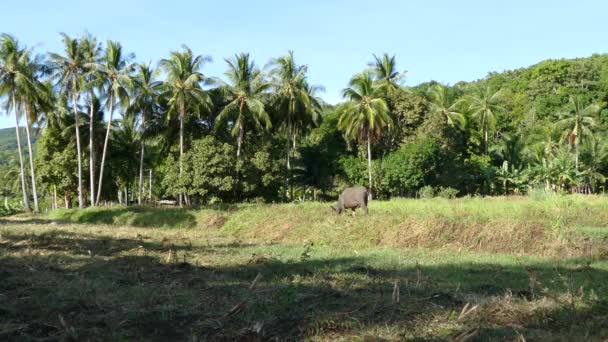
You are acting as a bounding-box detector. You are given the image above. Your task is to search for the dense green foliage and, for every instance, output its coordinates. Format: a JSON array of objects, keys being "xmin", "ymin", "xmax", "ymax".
[
  {"xmin": 4, "ymin": 32, "xmax": 608, "ymax": 208},
  {"xmin": 0, "ymin": 127, "xmax": 34, "ymax": 202}
]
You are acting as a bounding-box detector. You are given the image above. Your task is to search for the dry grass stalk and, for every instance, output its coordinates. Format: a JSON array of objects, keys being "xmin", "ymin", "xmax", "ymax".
[
  {"xmin": 392, "ymin": 280, "xmax": 400, "ymax": 304},
  {"xmin": 249, "ymin": 272, "xmax": 263, "ymax": 290},
  {"xmin": 457, "ymin": 302, "xmax": 479, "ymax": 321},
  {"xmin": 453, "ymin": 327, "xmax": 479, "ymax": 342}
]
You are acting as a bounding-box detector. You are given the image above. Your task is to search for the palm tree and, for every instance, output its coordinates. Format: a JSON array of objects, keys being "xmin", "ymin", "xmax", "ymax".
[
  {"xmin": 427, "ymin": 84, "xmax": 466, "ymax": 129},
  {"xmin": 0, "ymin": 34, "xmax": 31, "ymax": 212},
  {"xmin": 94, "ymin": 40, "xmax": 134, "ymax": 205},
  {"xmin": 465, "ymin": 85, "xmax": 504, "ymax": 154},
  {"xmin": 338, "ymin": 71, "xmax": 392, "ymax": 198},
  {"xmin": 19, "ymin": 53, "xmax": 51, "ymax": 213},
  {"xmin": 112, "ymin": 112, "xmax": 141, "ymax": 204},
  {"xmin": 215, "ymin": 53, "xmax": 271, "ymax": 158},
  {"xmin": 48, "ymin": 33, "xmax": 87, "ymax": 208},
  {"xmin": 367, "ymin": 53, "xmax": 406, "ymax": 92},
  {"xmin": 557, "ymin": 96, "xmax": 599, "ymax": 171},
  {"xmin": 129, "ymin": 63, "xmax": 161, "ymax": 204},
  {"xmin": 523, "ymin": 123, "xmax": 559, "ymax": 164},
  {"xmin": 80, "ymin": 34, "xmax": 102, "ymax": 206},
  {"xmin": 490, "ymin": 133, "xmax": 525, "ymax": 169},
  {"xmin": 268, "ymin": 51, "xmax": 316, "ymax": 199},
  {"xmin": 292, "ymin": 81, "xmax": 324, "ymax": 151},
  {"xmin": 160, "ymin": 46, "xmax": 212, "ymax": 206}
]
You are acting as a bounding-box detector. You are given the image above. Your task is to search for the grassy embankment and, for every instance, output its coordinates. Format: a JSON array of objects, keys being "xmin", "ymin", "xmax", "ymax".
[{"xmin": 1, "ymin": 195, "xmax": 607, "ymax": 340}]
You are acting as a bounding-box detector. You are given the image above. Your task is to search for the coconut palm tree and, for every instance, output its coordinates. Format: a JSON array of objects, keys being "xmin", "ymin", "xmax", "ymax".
[
  {"xmin": 48, "ymin": 33, "xmax": 87, "ymax": 208},
  {"xmin": 129, "ymin": 63, "xmax": 162, "ymax": 204},
  {"xmin": 465, "ymin": 85, "xmax": 504, "ymax": 154},
  {"xmin": 19, "ymin": 53, "xmax": 51, "ymax": 213},
  {"xmin": 338, "ymin": 71, "xmax": 392, "ymax": 198},
  {"xmin": 523, "ymin": 123, "xmax": 559, "ymax": 164},
  {"xmin": 80, "ymin": 34, "xmax": 102, "ymax": 206},
  {"xmin": 367, "ymin": 53, "xmax": 406, "ymax": 92},
  {"xmin": 215, "ymin": 53, "xmax": 271, "ymax": 158},
  {"xmin": 557, "ymin": 96, "xmax": 599, "ymax": 171},
  {"xmin": 268, "ymin": 51, "xmax": 317, "ymax": 199},
  {"xmin": 0, "ymin": 34, "xmax": 31, "ymax": 212},
  {"xmin": 160, "ymin": 45, "xmax": 212, "ymax": 206},
  {"xmin": 490, "ymin": 133, "xmax": 525, "ymax": 170},
  {"xmin": 427, "ymin": 84, "xmax": 466, "ymax": 129},
  {"xmin": 291, "ymin": 81, "xmax": 324, "ymax": 151},
  {"xmin": 94, "ymin": 40, "xmax": 134, "ymax": 205}
]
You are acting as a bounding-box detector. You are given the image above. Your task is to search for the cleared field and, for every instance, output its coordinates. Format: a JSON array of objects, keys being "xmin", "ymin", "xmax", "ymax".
[{"xmin": 1, "ymin": 196, "xmax": 607, "ymax": 340}]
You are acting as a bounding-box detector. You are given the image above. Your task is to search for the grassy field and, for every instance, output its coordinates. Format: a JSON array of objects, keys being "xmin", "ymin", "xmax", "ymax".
[{"xmin": 1, "ymin": 196, "xmax": 607, "ymax": 341}]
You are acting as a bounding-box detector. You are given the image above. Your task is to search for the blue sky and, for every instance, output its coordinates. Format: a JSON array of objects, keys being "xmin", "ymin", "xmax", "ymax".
[{"xmin": 1, "ymin": 0, "xmax": 607, "ymax": 129}]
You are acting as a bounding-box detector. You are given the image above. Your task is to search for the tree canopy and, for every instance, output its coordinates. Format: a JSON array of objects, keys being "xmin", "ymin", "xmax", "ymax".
[{"xmin": 4, "ymin": 32, "xmax": 608, "ymax": 210}]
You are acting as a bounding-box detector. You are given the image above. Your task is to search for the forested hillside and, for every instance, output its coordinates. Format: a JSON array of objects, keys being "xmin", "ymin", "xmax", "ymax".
[{"xmin": 3, "ymin": 31, "xmax": 608, "ymax": 211}]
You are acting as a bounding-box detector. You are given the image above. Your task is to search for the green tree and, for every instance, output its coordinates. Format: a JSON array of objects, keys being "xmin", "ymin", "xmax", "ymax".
[
  {"xmin": 215, "ymin": 53, "xmax": 271, "ymax": 158},
  {"xmin": 110, "ymin": 113, "xmax": 140, "ymax": 204},
  {"xmin": 0, "ymin": 34, "xmax": 32, "ymax": 211},
  {"xmin": 80, "ymin": 34, "xmax": 102, "ymax": 206},
  {"xmin": 490, "ymin": 133, "xmax": 525, "ymax": 169},
  {"xmin": 378, "ymin": 136, "xmax": 440, "ymax": 197},
  {"xmin": 48, "ymin": 33, "xmax": 87, "ymax": 208},
  {"xmin": 186, "ymin": 136, "xmax": 236, "ymax": 202},
  {"xmin": 338, "ymin": 71, "xmax": 392, "ymax": 197},
  {"xmin": 523, "ymin": 122, "xmax": 559, "ymax": 164},
  {"xmin": 19, "ymin": 52, "xmax": 51, "ymax": 213},
  {"xmin": 129, "ymin": 63, "xmax": 162, "ymax": 204},
  {"xmin": 464, "ymin": 85, "xmax": 504, "ymax": 154},
  {"xmin": 160, "ymin": 46, "xmax": 212, "ymax": 206},
  {"xmin": 268, "ymin": 51, "xmax": 317, "ymax": 200},
  {"xmin": 36, "ymin": 94, "xmax": 79, "ymax": 209},
  {"xmin": 367, "ymin": 53, "xmax": 406, "ymax": 92},
  {"xmin": 94, "ymin": 40, "xmax": 134, "ymax": 205},
  {"xmin": 557, "ymin": 96, "xmax": 599, "ymax": 171},
  {"xmin": 427, "ymin": 84, "xmax": 466, "ymax": 129}
]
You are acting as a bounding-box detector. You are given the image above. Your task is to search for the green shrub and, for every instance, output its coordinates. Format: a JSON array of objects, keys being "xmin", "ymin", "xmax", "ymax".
[
  {"xmin": 0, "ymin": 202, "xmax": 19, "ymax": 217},
  {"xmin": 436, "ymin": 186, "xmax": 459, "ymax": 199},
  {"xmin": 418, "ymin": 185, "xmax": 435, "ymax": 199},
  {"xmin": 528, "ymin": 186, "xmax": 555, "ymax": 201}
]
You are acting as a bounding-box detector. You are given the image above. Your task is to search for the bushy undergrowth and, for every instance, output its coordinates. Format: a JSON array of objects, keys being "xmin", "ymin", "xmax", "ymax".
[{"xmin": 0, "ymin": 203, "xmax": 19, "ymax": 217}]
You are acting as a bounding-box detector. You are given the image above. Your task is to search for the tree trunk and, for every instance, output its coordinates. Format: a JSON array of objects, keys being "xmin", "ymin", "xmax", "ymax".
[
  {"xmin": 24, "ymin": 116, "xmax": 39, "ymax": 213},
  {"xmin": 236, "ymin": 121, "xmax": 243, "ymax": 158},
  {"xmin": 138, "ymin": 140, "xmax": 145, "ymax": 205},
  {"xmin": 575, "ymin": 142, "xmax": 579, "ymax": 171},
  {"xmin": 285, "ymin": 117, "xmax": 291, "ymax": 202},
  {"xmin": 484, "ymin": 128, "xmax": 488, "ymax": 155},
  {"xmin": 178, "ymin": 101, "xmax": 185, "ymax": 207},
  {"xmin": 12, "ymin": 96, "xmax": 30, "ymax": 212},
  {"xmin": 367, "ymin": 128, "xmax": 373, "ymax": 200},
  {"xmin": 53, "ymin": 185, "xmax": 58, "ymax": 210},
  {"xmin": 149, "ymin": 169, "xmax": 152, "ymax": 201},
  {"xmin": 89, "ymin": 95, "xmax": 96, "ymax": 206},
  {"xmin": 96, "ymin": 95, "xmax": 114, "ymax": 205},
  {"xmin": 290, "ymin": 132, "xmax": 297, "ymax": 200},
  {"xmin": 64, "ymin": 193, "xmax": 70, "ymax": 209},
  {"xmin": 71, "ymin": 94, "xmax": 84, "ymax": 208}
]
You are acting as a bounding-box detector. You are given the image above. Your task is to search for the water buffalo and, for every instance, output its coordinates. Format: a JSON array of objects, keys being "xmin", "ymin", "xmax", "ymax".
[{"xmin": 331, "ymin": 186, "xmax": 369, "ymax": 215}]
